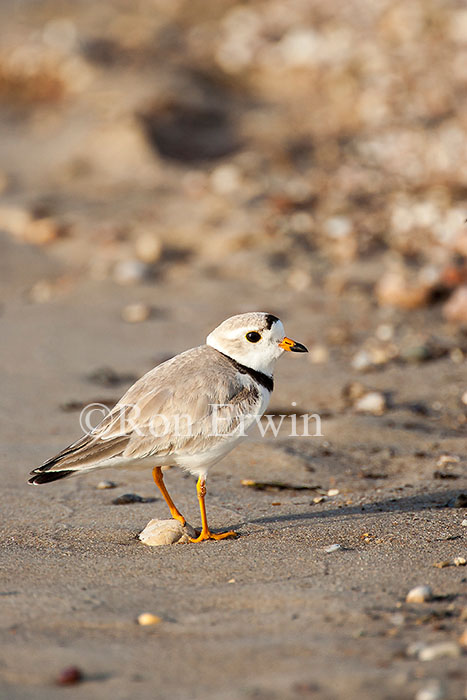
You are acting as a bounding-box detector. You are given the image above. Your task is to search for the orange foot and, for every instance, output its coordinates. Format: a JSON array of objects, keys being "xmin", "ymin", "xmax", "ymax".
[{"xmin": 189, "ymin": 529, "xmax": 237, "ymax": 543}]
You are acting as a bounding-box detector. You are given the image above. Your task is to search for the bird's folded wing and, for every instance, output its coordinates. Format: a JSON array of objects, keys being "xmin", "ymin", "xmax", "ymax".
[{"xmin": 31, "ymin": 352, "xmax": 262, "ymax": 473}]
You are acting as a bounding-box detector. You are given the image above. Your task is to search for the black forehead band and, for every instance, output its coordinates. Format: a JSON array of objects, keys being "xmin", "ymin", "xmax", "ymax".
[{"xmin": 264, "ymin": 314, "xmax": 280, "ymax": 330}]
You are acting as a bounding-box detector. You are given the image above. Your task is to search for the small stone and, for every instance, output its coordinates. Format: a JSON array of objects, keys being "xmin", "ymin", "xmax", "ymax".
[
  {"xmin": 327, "ymin": 489, "xmax": 339, "ymax": 496},
  {"xmin": 376, "ymin": 270, "xmax": 431, "ymax": 310},
  {"xmin": 56, "ymin": 666, "xmax": 83, "ymax": 685},
  {"xmin": 342, "ymin": 381, "xmax": 366, "ymax": 403},
  {"xmin": 139, "ymin": 518, "xmax": 197, "ymax": 546},
  {"xmin": 351, "ymin": 350, "xmax": 373, "ymax": 371},
  {"xmin": 137, "ymin": 613, "xmax": 162, "ymax": 626},
  {"xmin": 450, "ymin": 348, "xmax": 464, "ymax": 363},
  {"xmin": 437, "ymin": 454, "xmax": 460, "ymax": 466},
  {"xmin": 96, "ymin": 480, "xmax": 116, "ymax": 489},
  {"xmin": 461, "ymin": 519, "xmax": 467, "ymax": 526},
  {"xmin": 313, "ymin": 496, "xmax": 326, "ymax": 504},
  {"xmin": 121, "ymin": 302, "xmax": 151, "ymax": 323},
  {"xmin": 210, "ymin": 163, "xmax": 241, "ymax": 194},
  {"xmin": 416, "ymin": 680, "xmax": 445, "ymax": 700},
  {"xmin": 24, "ymin": 217, "xmax": 59, "ymax": 245},
  {"xmin": 112, "ymin": 493, "xmax": 144, "ymax": 504},
  {"xmin": 134, "ymin": 231, "xmax": 162, "ymax": 263},
  {"xmin": 406, "ymin": 585, "xmax": 433, "ymax": 603},
  {"xmin": 443, "ymin": 285, "xmax": 467, "ymax": 323},
  {"xmin": 400, "ymin": 345, "xmax": 433, "ymax": 363},
  {"xmin": 454, "ymin": 557, "xmax": 466, "ymax": 566},
  {"xmin": 113, "ymin": 259, "xmax": 147, "ymax": 285},
  {"xmin": 0, "ymin": 206, "xmax": 30, "ymax": 238},
  {"xmin": 325, "ymin": 543, "xmax": 342, "ymax": 553},
  {"xmin": 354, "ymin": 391, "xmax": 387, "ymax": 415},
  {"xmin": 459, "ymin": 628, "xmax": 467, "ymax": 648},
  {"xmin": 433, "ymin": 561, "xmax": 451, "ymax": 569},
  {"xmin": 453, "ymin": 493, "xmax": 467, "ymax": 508},
  {"xmin": 375, "ymin": 323, "xmax": 394, "ymax": 341},
  {"xmin": 418, "ymin": 641, "xmax": 461, "ymax": 661}
]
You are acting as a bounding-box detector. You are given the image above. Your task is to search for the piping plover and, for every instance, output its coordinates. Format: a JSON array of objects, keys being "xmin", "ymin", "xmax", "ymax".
[{"xmin": 29, "ymin": 312, "xmax": 307, "ymax": 542}]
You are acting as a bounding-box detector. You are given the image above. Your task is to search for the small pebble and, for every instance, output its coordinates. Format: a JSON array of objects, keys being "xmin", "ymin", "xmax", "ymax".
[
  {"xmin": 416, "ymin": 680, "xmax": 445, "ymax": 700},
  {"xmin": 433, "ymin": 561, "xmax": 450, "ymax": 569},
  {"xmin": 461, "ymin": 519, "xmax": 467, "ymax": 527},
  {"xmin": 327, "ymin": 488, "xmax": 339, "ymax": 496},
  {"xmin": 25, "ymin": 216, "xmax": 59, "ymax": 246},
  {"xmin": 459, "ymin": 628, "xmax": 467, "ymax": 648},
  {"xmin": 121, "ymin": 302, "xmax": 151, "ymax": 323},
  {"xmin": 56, "ymin": 666, "xmax": 83, "ymax": 685},
  {"xmin": 437, "ymin": 454, "xmax": 460, "ymax": 466},
  {"xmin": 313, "ymin": 495, "xmax": 326, "ymax": 504},
  {"xmin": 134, "ymin": 231, "xmax": 162, "ymax": 263},
  {"xmin": 351, "ymin": 350, "xmax": 373, "ymax": 371},
  {"xmin": 325, "ymin": 544, "xmax": 342, "ymax": 553},
  {"xmin": 112, "ymin": 493, "xmax": 144, "ymax": 505},
  {"xmin": 418, "ymin": 641, "xmax": 461, "ymax": 661},
  {"xmin": 354, "ymin": 391, "xmax": 387, "ymax": 415},
  {"xmin": 453, "ymin": 493, "xmax": 467, "ymax": 508},
  {"xmin": 443, "ymin": 285, "xmax": 467, "ymax": 323},
  {"xmin": 375, "ymin": 323, "xmax": 394, "ymax": 341},
  {"xmin": 113, "ymin": 259, "xmax": 147, "ymax": 285},
  {"xmin": 407, "ymin": 641, "xmax": 426, "ymax": 657},
  {"xmin": 454, "ymin": 557, "xmax": 466, "ymax": 566},
  {"xmin": 406, "ymin": 585, "xmax": 433, "ymax": 603},
  {"xmin": 96, "ymin": 480, "xmax": 116, "ymax": 489},
  {"xmin": 461, "ymin": 391, "xmax": 467, "ymax": 406},
  {"xmin": 137, "ymin": 613, "xmax": 162, "ymax": 626}
]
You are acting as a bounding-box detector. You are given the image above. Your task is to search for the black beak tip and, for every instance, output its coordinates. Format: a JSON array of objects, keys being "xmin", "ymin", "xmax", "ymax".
[{"xmin": 291, "ymin": 342, "xmax": 308, "ymax": 353}]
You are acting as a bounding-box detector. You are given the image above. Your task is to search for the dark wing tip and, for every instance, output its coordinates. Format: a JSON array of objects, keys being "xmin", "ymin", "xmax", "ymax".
[{"xmin": 28, "ymin": 470, "xmax": 74, "ymax": 485}]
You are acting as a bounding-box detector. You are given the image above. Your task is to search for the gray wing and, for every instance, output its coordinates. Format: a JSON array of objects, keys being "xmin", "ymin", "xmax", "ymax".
[{"xmin": 30, "ymin": 346, "xmax": 264, "ymax": 476}]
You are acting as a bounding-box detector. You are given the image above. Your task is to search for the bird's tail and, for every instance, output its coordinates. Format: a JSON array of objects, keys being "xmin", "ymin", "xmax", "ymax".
[{"xmin": 29, "ymin": 470, "xmax": 73, "ymax": 485}]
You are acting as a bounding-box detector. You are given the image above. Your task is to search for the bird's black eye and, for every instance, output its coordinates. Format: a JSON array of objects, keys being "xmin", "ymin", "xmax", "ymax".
[{"xmin": 246, "ymin": 331, "xmax": 261, "ymax": 343}]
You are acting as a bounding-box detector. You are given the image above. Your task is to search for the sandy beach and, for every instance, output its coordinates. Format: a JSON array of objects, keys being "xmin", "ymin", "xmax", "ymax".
[{"xmin": 1, "ymin": 1, "xmax": 467, "ymax": 698}]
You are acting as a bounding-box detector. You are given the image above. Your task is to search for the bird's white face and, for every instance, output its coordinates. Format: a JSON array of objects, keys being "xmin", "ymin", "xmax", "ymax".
[{"xmin": 206, "ymin": 312, "xmax": 308, "ymax": 375}]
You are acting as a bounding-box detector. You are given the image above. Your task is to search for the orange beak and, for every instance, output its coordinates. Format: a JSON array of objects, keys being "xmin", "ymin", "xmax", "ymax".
[{"xmin": 279, "ymin": 337, "xmax": 308, "ymax": 353}]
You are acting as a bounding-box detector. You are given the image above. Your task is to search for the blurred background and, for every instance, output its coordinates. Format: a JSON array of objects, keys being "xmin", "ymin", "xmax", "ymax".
[{"xmin": 2, "ymin": 0, "xmax": 467, "ymax": 378}]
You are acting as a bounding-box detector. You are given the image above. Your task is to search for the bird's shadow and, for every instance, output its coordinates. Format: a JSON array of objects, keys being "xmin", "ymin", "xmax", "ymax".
[{"xmin": 231, "ymin": 490, "xmax": 464, "ymax": 531}]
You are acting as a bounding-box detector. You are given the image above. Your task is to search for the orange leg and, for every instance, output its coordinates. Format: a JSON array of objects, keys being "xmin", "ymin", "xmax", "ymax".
[
  {"xmin": 189, "ymin": 476, "xmax": 237, "ymax": 543},
  {"xmin": 152, "ymin": 467, "xmax": 186, "ymax": 525}
]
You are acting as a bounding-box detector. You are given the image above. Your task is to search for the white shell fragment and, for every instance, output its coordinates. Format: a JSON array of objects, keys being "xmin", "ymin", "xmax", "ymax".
[
  {"xmin": 406, "ymin": 585, "xmax": 433, "ymax": 603},
  {"xmin": 354, "ymin": 391, "xmax": 387, "ymax": 415},
  {"xmin": 121, "ymin": 302, "xmax": 151, "ymax": 323},
  {"xmin": 96, "ymin": 480, "xmax": 116, "ymax": 489},
  {"xmin": 416, "ymin": 681, "xmax": 445, "ymax": 700},
  {"xmin": 137, "ymin": 613, "xmax": 162, "ymax": 626},
  {"xmin": 139, "ymin": 518, "xmax": 197, "ymax": 546},
  {"xmin": 418, "ymin": 642, "xmax": 461, "ymax": 661},
  {"xmin": 325, "ymin": 543, "xmax": 342, "ymax": 553}
]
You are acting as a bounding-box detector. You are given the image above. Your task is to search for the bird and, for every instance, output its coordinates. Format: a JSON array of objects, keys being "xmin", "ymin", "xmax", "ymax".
[{"xmin": 29, "ymin": 312, "xmax": 308, "ymax": 542}]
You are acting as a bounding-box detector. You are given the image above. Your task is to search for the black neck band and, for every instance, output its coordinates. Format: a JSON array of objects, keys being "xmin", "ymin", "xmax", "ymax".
[{"xmin": 217, "ymin": 351, "xmax": 274, "ymax": 393}]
